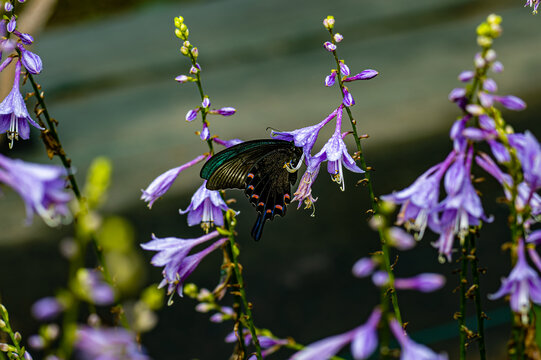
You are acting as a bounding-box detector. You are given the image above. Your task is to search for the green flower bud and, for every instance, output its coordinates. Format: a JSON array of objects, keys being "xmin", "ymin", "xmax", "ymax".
[
  {"xmin": 487, "ymin": 14, "xmax": 501, "ymax": 25},
  {"xmin": 180, "ymin": 46, "xmax": 189, "ymax": 55},
  {"xmin": 183, "ymin": 283, "xmax": 198, "ymax": 298},
  {"xmin": 175, "ymin": 29, "xmax": 183, "ymax": 39},
  {"xmin": 0, "ymin": 304, "xmax": 8, "ymax": 322},
  {"xmin": 323, "ymin": 15, "xmax": 335, "ymax": 29},
  {"xmin": 174, "ymin": 16, "xmax": 184, "ymax": 28},
  {"xmin": 477, "ymin": 35, "xmax": 492, "ymax": 47},
  {"xmin": 476, "ymin": 22, "xmax": 491, "ymax": 37},
  {"xmin": 14, "ymin": 332, "xmax": 21, "ymax": 342},
  {"xmin": 0, "ymin": 320, "xmax": 5, "ymax": 328},
  {"xmin": 179, "ymin": 23, "xmax": 188, "ymax": 33},
  {"xmin": 191, "ymin": 47, "xmax": 198, "ymax": 58},
  {"xmin": 183, "ymin": 40, "xmax": 191, "ymax": 48}
]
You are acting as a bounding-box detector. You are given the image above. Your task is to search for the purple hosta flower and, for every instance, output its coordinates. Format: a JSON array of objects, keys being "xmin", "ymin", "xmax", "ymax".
[
  {"xmin": 310, "ymin": 108, "xmax": 364, "ymax": 191},
  {"xmin": 7, "ymin": 16, "xmax": 16, "ymax": 33},
  {"xmin": 458, "ymin": 71, "xmax": 474, "ymax": 82},
  {"xmin": 389, "ymin": 319, "xmax": 448, "ymax": 360},
  {"xmin": 339, "ymin": 61, "xmax": 350, "ymax": 76},
  {"xmin": 292, "ymin": 159, "xmax": 320, "ymax": 212},
  {"xmin": 333, "ymin": 33, "xmax": 343, "ymax": 42},
  {"xmin": 343, "ymin": 69, "xmax": 379, "ymax": 82},
  {"xmin": 151, "ymin": 236, "xmax": 227, "ymax": 299},
  {"xmin": 13, "ymin": 30, "xmax": 33, "ymax": 45},
  {"xmin": 488, "ymin": 239, "xmax": 541, "ymax": 323},
  {"xmin": 526, "ymin": 230, "xmax": 541, "ymax": 246},
  {"xmin": 179, "ymin": 181, "xmax": 230, "ymax": 231},
  {"xmin": 212, "ymin": 137, "xmax": 243, "ymax": 148},
  {"xmin": 140, "ymin": 154, "xmax": 207, "ymax": 208},
  {"xmin": 493, "ymin": 95, "xmax": 526, "ymax": 111},
  {"xmin": 0, "ymin": 154, "xmax": 71, "ymax": 226},
  {"xmin": 272, "ymin": 107, "xmax": 338, "ymax": 156},
  {"xmin": 78, "ymin": 269, "xmax": 114, "ymax": 305},
  {"xmin": 525, "ymin": 0, "xmax": 540, "ymax": 14},
  {"xmin": 342, "ymin": 87, "xmax": 355, "ymax": 106},
  {"xmin": 387, "ymin": 227, "xmax": 416, "ymax": 250},
  {"xmin": 141, "ymin": 231, "xmax": 221, "ymax": 298},
  {"xmin": 430, "ymin": 146, "xmax": 491, "ymax": 262},
  {"xmin": 352, "ymin": 257, "xmax": 377, "ymax": 278},
  {"xmin": 200, "ymin": 122, "xmax": 210, "ymax": 140},
  {"xmin": 208, "ymin": 107, "xmax": 236, "ymax": 116},
  {"xmin": 325, "ymin": 71, "xmax": 337, "ymax": 87},
  {"xmin": 381, "ymin": 151, "xmax": 455, "ymax": 239},
  {"xmin": 75, "ymin": 326, "xmax": 151, "ymax": 360},
  {"xmin": 508, "ymin": 131, "xmax": 541, "ymax": 190},
  {"xmin": 17, "ymin": 44, "xmax": 42, "ymax": 74},
  {"xmin": 0, "ymin": 60, "xmax": 44, "ymax": 147},
  {"xmin": 323, "ymin": 41, "xmax": 336, "ymax": 52},
  {"xmin": 290, "ymin": 308, "xmax": 381, "ymax": 360},
  {"xmin": 202, "ymin": 96, "xmax": 210, "ymax": 108},
  {"xmin": 31, "ymin": 297, "xmax": 64, "ymax": 321},
  {"xmin": 483, "ymin": 78, "xmax": 498, "ymax": 92},
  {"xmin": 185, "ymin": 107, "xmax": 199, "ymax": 121},
  {"xmin": 175, "ymin": 74, "xmax": 191, "ymax": 83}
]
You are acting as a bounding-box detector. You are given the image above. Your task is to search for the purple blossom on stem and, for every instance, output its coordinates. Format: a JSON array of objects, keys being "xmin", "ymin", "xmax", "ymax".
[
  {"xmin": 208, "ymin": 107, "xmax": 236, "ymax": 116},
  {"xmin": 179, "ymin": 180, "xmax": 230, "ymax": 231},
  {"xmin": 212, "ymin": 137, "xmax": 243, "ymax": 148},
  {"xmin": 389, "ymin": 319, "xmax": 448, "ymax": 360},
  {"xmin": 202, "ymin": 97, "xmax": 210, "ymax": 108},
  {"xmin": 483, "ymin": 78, "xmax": 498, "ymax": 92},
  {"xmin": 325, "ymin": 71, "xmax": 337, "ymax": 87},
  {"xmin": 381, "ymin": 151, "xmax": 455, "ymax": 239},
  {"xmin": 492, "ymin": 61, "xmax": 504, "ymax": 73},
  {"xmin": 31, "ymin": 297, "xmax": 64, "ymax": 321},
  {"xmin": 290, "ymin": 308, "xmax": 381, "ymax": 360},
  {"xmin": 141, "ymin": 230, "xmax": 221, "ymax": 298},
  {"xmin": 508, "ymin": 131, "xmax": 541, "ymax": 190},
  {"xmin": 175, "ymin": 75, "xmax": 190, "ymax": 83},
  {"xmin": 526, "ymin": 230, "xmax": 541, "ymax": 246},
  {"xmin": 185, "ymin": 108, "xmax": 199, "ymax": 121},
  {"xmin": 4, "ymin": 2, "xmax": 13, "ymax": 11},
  {"xmin": 149, "ymin": 236, "xmax": 227, "ymax": 299},
  {"xmin": 323, "ymin": 41, "xmax": 336, "ymax": 52},
  {"xmin": 292, "ymin": 159, "xmax": 320, "ymax": 212},
  {"xmin": 272, "ymin": 107, "xmax": 338, "ymax": 156},
  {"xmin": 77, "ymin": 269, "xmax": 115, "ymax": 305},
  {"xmin": 493, "ymin": 95, "xmax": 526, "ymax": 111},
  {"xmin": 7, "ymin": 16, "xmax": 16, "ymax": 33},
  {"xmin": 140, "ymin": 154, "xmax": 207, "ymax": 208},
  {"xmin": 0, "ymin": 154, "xmax": 71, "ymax": 226},
  {"xmin": 0, "ymin": 60, "xmax": 44, "ymax": 147},
  {"xmin": 352, "ymin": 257, "xmax": 377, "ymax": 278},
  {"xmin": 75, "ymin": 326, "xmax": 151, "ymax": 360},
  {"xmin": 430, "ymin": 146, "xmax": 491, "ymax": 262},
  {"xmin": 333, "ymin": 33, "xmax": 343, "ymax": 42},
  {"xmin": 0, "ymin": 56, "xmax": 14, "ymax": 73},
  {"xmin": 343, "ymin": 69, "xmax": 378, "ymax": 82},
  {"xmin": 387, "ymin": 227, "xmax": 416, "ymax": 250},
  {"xmin": 371, "ymin": 272, "xmax": 445, "ymax": 292},
  {"xmin": 458, "ymin": 71, "xmax": 474, "ymax": 82},
  {"xmin": 339, "ymin": 61, "xmax": 350, "ymax": 76},
  {"xmin": 488, "ymin": 239, "xmax": 541, "ymax": 323},
  {"xmin": 342, "ymin": 87, "xmax": 355, "ymax": 106},
  {"xmin": 200, "ymin": 122, "xmax": 210, "ymax": 140},
  {"xmin": 17, "ymin": 44, "xmax": 42, "ymax": 74},
  {"xmin": 13, "ymin": 30, "xmax": 33, "ymax": 45}
]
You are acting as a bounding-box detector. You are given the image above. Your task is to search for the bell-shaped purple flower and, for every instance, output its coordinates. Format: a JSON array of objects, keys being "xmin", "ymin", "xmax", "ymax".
[
  {"xmin": 293, "ymin": 159, "xmax": 320, "ymax": 212},
  {"xmin": 389, "ymin": 319, "xmax": 448, "ymax": 360},
  {"xmin": 430, "ymin": 146, "xmax": 491, "ymax": 262},
  {"xmin": 0, "ymin": 154, "xmax": 71, "ymax": 226},
  {"xmin": 508, "ymin": 131, "xmax": 541, "ymax": 190},
  {"xmin": 140, "ymin": 154, "xmax": 208, "ymax": 208},
  {"xmin": 290, "ymin": 308, "xmax": 381, "ymax": 360},
  {"xmin": 311, "ymin": 108, "xmax": 364, "ymax": 191},
  {"xmin": 488, "ymin": 239, "xmax": 541, "ymax": 323},
  {"xmin": 31, "ymin": 297, "xmax": 64, "ymax": 321},
  {"xmin": 141, "ymin": 230, "xmax": 221, "ymax": 297},
  {"xmin": 342, "ymin": 87, "xmax": 355, "ymax": 106},
  {"xmin": 179, "ymin": 181, "xmax": 230, "ymax": 231},
  {"xmin": 18, "ymin": 44, "xmax": 42, "ymax": 74},
  {"xmin": 212, "ymin": 137, "xmax": 243, "ymax": 148},
  {"xmin": 75, "ymin": 326, "xmax": 151, "ymax": 360},
  {"xmin": 272, "ymin": 107, "xmax": 338, "ymax": 156},
  {"xmin": 352, "ymin": 257, "xmax": 377, "ymax": 278},
  {"xmin": 381, "ymin": 151, "xmax": 455, "ymax": 239},
  {"xmin": 325, "ymin": 71, "xmax": 337, "ymax": 87},
  {"xmin": 0, "ymin": 60, "xmax": 44, "ymax": 147},
  {"xmin": 157, "ymin": 237, "xmax": 227, "ymax": 298},
  {"xmin": 343, "ymin": 70, "xmax": 378, "ymax": 82}
]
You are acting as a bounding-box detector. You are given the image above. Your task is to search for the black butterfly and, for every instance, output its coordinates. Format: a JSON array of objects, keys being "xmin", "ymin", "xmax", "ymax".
[{"xmin": 200, "ymin": 139, "xmax": 303, "ymax": 240}]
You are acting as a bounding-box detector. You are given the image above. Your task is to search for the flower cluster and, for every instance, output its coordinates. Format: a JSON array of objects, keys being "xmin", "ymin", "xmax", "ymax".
[
  {"xmin": 141, "ymin": 230, "xmax": 227, "ymax": 300},
  {"xmin": 525, "ymin": 0, "xmax": 540, "ymax": 14},
  {"xmin": 0, "ymin": 9, "xmax": 44, "ymax": 148}
]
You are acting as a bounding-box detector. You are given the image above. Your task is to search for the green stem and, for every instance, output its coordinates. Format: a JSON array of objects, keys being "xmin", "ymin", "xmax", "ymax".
[
  {"xmin": 225, "ymin": 217, "xmax": 263, "ymax": 360},
  {"xmin": 327, "ymin": 28, "xmax": 402, "ymax": 325},
  {"xmin": 458, "ymin": 241, "xmax": 469, "ymax": 360},
  {"xmin": 469, "ymin": 236, "xmax": 486, "ymax": 360}
]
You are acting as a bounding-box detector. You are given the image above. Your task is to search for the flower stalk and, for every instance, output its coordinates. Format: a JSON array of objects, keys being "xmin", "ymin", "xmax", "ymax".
[
  {"xmin": 469, "ymin": 235, "xmax": 487, "ymax": 360},
  {"xmin": 458, "ymin": 241, "xmax": 469, "ymax": 360}
]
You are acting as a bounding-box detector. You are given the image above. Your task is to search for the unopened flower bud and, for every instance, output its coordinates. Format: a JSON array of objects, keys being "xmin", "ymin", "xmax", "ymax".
[
  {"xmin": 494, "ymin": 95, "xmax": 526, "ymax": 111},
  {"xmin": 343, "ymin": 69, "xmax": 379, "ymax": 82},
  {"xmin": 14, "ymin": 31, "xmax": 33, "ymax": 45},
  {"xmin": 179, "ymin": 23, "xmax": 188, "ymax": 33},
  {"xmin": 483, "ymin": 78, "xmax": 498, "ymax": 92},
  {"xmin": 458, "ymin": 70, "xmax": 474, "ymax": 82},
  {"xmin": 323, "ymin": 41, "xmax": 336, "ymax": 52},
  {"xmin": 388, "ymin": 227, "xmax": 416, "ymax": 250},
  {"xmin": 183, "ymin": 283, "xmax": 198, "ymax": 298},
  {"xmin": 7, "ymin": 16, "xmax": 16, "ymax": 33},
  {"xmin": 189, "ymin": 65, "xmax": 199, "ymax": 74},
  {"xmin": 202, "ymin": 96, "xmax": 210, "ymax": 108},
  {"xmin": 323, "ymin": 16, "xmax": 335, "ymax": 29},
  {"xmin": 216, "ymin": 107, "xmax": 236, "ymax": 116},
  {"xmin": 0, "ymin": 320, "xmax": 5, "ymax": 328},
  {"xmin": 342, "ymin": 87, "xmax": 355, "ymax": 106},
  {"xmin": 180, "ymin": 46, "xmax": 189, "ymax": 55},
  {"xmin": 28, "ymin": 335, "xmax": 44, "ymax": 350},
  {"xmin": 485, "ymin": 49, "xmax": 496, "ymax": 62},
  {"xmin": 174, "ymin": 16, "xmax": 184, "ymax": 28},
  {"xmin": 477, "ymin": 35, "xmax": 492, "ymax": 47},
  {"xmin": 474, "ymin": 53, "xmax": 485, "ymax": 68},
  {"xmin": 185, "ymin": 108, "xmax": 199, "ymax": 121},
  {"xmin": 175, "ymin": 29, "xmax": 183, "ymax": 39},
  {"xmin": 487, "ymin": 14, "xmax": 502, "ymax": 25},
  {"xmin": 339, "ymin": 61, "xmax": 350, "ymax": 76},
  {"xmin": 197, "ymin": 288, "xmax": 213, "ymax": 302},
  {"xmin": 87, "ymin": 313, "xmax": 101, "ymax": 327},
  {"xmin": 0, "ymin": 304, "xmax": 8, "ymax": 321},
  {"xmin": 20, "ymin": 47, "xmax": 42, "ymax": 74},
  {"xmin": 491, "ymin": 61, "xmax": 504, "ymax": 73},
  {"xmin": 195, "ymin": 303, "xmax": 214, "ymax": 313},
  {"xmin": 183, "ymin": 40, "xmax": 191, "ymax": 48},
  {"xmin": 191, "ymin": 47, "xmax": 198, "ymax": 57},
  {"xmin": 0, "ymin": 343, "xmax": 12, "ymax": 352},
  {"xmin": 476, "ymin": 22, "xmax": 491, "ymax": 37},
  {"xmin": 4, "ymin": 2, "xmax": 13, "ymax": 11},
  {"xmin": 352, "ymin": 257, "xmax": 377, "ymax": 278},
  {"xmin": 175, "ymin": 75, "xmax": 191, "ymax": 83},
  {"xmin": 333, "ymin": 33, "xmax": 343, "ymax": 42},
  {"xmin": 325, "ymin": 71, "xmax": 336, "ymax": 87},
  {"xmin": 14, "ymin": 332, "xmax": 22, "ymax": 342},
  {"xmin": 466, "ymin": 104, "xmax": 484, "ymax": 115},
  {"xmin": 210, "ymin": 313, "xmax": 225, "ymax": 323}
]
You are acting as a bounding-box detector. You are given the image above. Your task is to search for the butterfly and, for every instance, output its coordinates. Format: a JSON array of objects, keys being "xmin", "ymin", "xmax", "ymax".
[{"xmin": 200, "ymin": 139, "xmax": 303, "ymax": 241}]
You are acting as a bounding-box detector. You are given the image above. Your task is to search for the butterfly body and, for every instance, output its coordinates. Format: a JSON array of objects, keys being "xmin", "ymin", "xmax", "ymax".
[{"xmin": 200, "ymin": 139, "xmax": 302, "ymax": 240}]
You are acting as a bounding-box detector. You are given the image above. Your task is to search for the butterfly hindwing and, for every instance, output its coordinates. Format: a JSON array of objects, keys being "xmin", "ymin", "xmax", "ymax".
[{"xmin": 200, "ymin": 139, "xmax": 302, "ymax": 241}]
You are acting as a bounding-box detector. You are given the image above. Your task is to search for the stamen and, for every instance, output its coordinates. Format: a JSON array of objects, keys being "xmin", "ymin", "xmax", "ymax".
[{"xmin": 285, "ymin": 153, "xmax": 305, "ymax": 173}]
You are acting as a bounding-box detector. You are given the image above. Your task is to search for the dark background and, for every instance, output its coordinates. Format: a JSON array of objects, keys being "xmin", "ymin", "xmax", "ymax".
[{"xmin": 1, "ymin": 0, "xmax": 541, "ymax": 359}]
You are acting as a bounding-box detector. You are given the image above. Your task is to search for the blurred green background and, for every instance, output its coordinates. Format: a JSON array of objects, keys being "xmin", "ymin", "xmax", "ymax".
[{"xmin": 1, "ymin": 0, "xmax": 541, "ymax": 358}]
